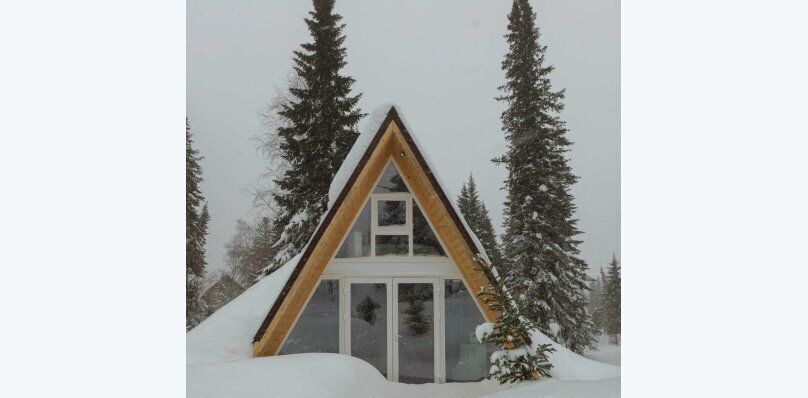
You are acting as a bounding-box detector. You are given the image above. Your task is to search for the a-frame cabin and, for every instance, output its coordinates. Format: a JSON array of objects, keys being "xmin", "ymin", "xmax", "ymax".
[{"xmin": 252, "ymin": 107, "xmax": 499, "ymax": 384}]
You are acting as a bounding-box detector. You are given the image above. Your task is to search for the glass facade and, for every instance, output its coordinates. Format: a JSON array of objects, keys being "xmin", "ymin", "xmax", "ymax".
[
  {"xmin": 443, "ymin": 279, "xmax": 495, "ymax": 382},
  {"xmin": 278, "ymin": 279, "xmax": 340, "ymax": 354},
  {"xmin": 351, "ymin": 283, "xmax": 388, "ymax": 377},
  {"xmin": 413, "ymin": 203, "xmax": 445, "ymax": 256},
  {"xmin": 336, "ymin": 202, "xmax": 371, "ymax": 258}
]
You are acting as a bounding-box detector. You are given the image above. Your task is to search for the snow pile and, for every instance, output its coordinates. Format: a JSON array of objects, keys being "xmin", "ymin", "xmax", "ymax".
[
  {"xmin": 187, "ymin": 352, "xmax": 618, "ymax": 398},
  {"xmin": 187, "ymin": 354, "xmax": 392, "ymax": 398},
  {"xmin": 186, "ymin": 254, "xmax": 300, "ymax": 365},
  {"xmin": 482, "ymin": 378, "xmax": 620, "ymax": 398},
  {"xmin": 528, "ymin": 329, "xmax": 620, "ymax": 381},
  {"xmin": 474, "ymin": 323, "xmax": 619, "ymax": 381}
]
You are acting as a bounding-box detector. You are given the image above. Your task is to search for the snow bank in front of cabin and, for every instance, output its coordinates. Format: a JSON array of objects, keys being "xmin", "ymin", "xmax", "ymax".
[
  {"xmin": 187, "ymin": 354, "xmax": 392, "ymax": 398},
  {"xmin": 529, "ymin": 329, "xmax": 621, "ymax": 381},
  {"xmin": 186, "ymin": 254, "xmax": 300, "ymax": 365},
  {"xmin": 482, "ymin": 378, "xmax": 620, "ymax": 398}
]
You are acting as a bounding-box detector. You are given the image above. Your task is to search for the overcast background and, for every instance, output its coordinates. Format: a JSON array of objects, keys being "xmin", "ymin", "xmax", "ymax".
[{"xmin": 187, "ymin": 0, "xmax": 619, "ymax": 277}]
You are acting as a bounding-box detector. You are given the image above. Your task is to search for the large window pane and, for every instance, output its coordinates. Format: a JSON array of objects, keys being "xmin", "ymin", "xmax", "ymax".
[
  {"xmin": 374, "ymin": 164, "xmax": 409, "ymax": 193},
  {"xmin": 413, "ymin": 203, "xmax": 445, "ymax": 256},
  {"xmin": 444, "ymin": 279, "xmax": 496, "ymax": 382},
  {"xmin": 351, "ymin": 283, "xmax": 388, "ymax": 377},
  {"xmin": 336, "ymin": 202, "xmax": 370, "ymax": 258},
  {"xmin": 375, "ymin": 235, "xmax": 409, "ymax": 256},
  {"xmin": 398, "ymin": 283, "xmax": 434, "ymax": 384},
  {"xmin": 279, "ymin": 280, "xmax": 339, "ymax": 354},
  {"xmin": 378, "ymin": 200, "xmax": 406, "ymax": 226}
]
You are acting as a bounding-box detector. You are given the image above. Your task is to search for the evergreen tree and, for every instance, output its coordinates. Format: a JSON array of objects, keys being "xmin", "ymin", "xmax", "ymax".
[
  {"xmin": 251, "ymin": 217, "xmax": 274, "ymax": 275},
  {"xmin": 475, "ymin": 257, "xmax": 554, "ymax": 383},
  {"xmin": 591, "ymin": 267, "xmax": 609, "ymax": 332},
  {"xmin": 495, "ymin": 0, "xmax": 596, "ymax": 353},
  {"xmin": 457, "ymin": 174, "xmax": 503, "ymax": 268},
  {"xmin": 269, "ymin": 0, "xmax": 364, "ymax": 271},
  {"xmin": 587, "ymin": 268, "xmax": 603, "ymax": 331},
  {"xmin": 356, "ymin": 296, "xmax": 381, "ymax": 325},
  {"xmin": 604, "ymin": 255, "xmax": 621, "ymax": 344},
  {"xmin": 186, "ymin": 118, "xmax": 209, "ymax": 329},
  {"xmin": 404, "ymin": 288, "xmax": 431, "ymax": 336}
]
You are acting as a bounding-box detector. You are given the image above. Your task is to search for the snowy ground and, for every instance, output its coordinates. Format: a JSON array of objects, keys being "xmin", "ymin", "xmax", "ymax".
[{"xmin": 187, "ymin": 340, "xmax": 620, "ymax": 398}]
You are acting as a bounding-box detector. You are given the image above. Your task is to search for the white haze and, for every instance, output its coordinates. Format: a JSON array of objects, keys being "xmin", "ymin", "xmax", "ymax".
[{"xmin": 187, "ymin": 0, "xmax": 619, "ymax": 277}]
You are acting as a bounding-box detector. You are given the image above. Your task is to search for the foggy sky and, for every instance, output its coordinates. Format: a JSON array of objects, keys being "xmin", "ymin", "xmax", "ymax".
[{"xmin": 187, "ymin": 0, "xmax": 619, "ymax": 277}]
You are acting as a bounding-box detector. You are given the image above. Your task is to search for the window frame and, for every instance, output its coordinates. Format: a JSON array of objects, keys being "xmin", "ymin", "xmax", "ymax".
[{"xmin": 333, "ymin": 158, "xmax": 450, "ymax": 261}]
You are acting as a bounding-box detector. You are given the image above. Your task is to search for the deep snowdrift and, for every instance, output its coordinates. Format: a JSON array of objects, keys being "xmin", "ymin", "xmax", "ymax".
[
  {"xmin": 186, "ymin": 254, "xmax": 300, "ymax": 365},
  {"xmin": 529, "ymin": 330, "xmax": 620, "ymax": 381},
  {"xmin": 186, "ymin": 352, "xmax": 619, "ymax": 398}
]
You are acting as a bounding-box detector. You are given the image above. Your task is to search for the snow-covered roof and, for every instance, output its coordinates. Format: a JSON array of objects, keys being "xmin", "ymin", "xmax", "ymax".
[{"xmin": 187, "ymin": 254, "xmax": 300, "ymax": 365}]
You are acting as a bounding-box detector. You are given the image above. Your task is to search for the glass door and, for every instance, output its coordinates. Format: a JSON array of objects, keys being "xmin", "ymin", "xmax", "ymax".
[
  {"xmin": 346, "ymin": 279, "xmax": 392, "ymax": 378},
  {"xmin": 393, "ymin": 278, "xmax": 439, "ymax": 384}
]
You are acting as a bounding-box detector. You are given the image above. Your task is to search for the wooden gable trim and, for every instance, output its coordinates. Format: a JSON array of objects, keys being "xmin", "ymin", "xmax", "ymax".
[{"xmin": 251, "ymin": 107, "xmax": 496, "ymax": 357}]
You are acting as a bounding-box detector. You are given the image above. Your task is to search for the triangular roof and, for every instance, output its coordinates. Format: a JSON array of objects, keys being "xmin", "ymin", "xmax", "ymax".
[{"xmin": 251, "ymin": 106, "xmax": 497, "ymax": 357}]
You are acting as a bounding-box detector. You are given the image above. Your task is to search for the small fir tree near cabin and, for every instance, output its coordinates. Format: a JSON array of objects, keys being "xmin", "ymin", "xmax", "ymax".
[
  {"xmin": 495, "ymin": 0, "xmax": 597, "ymax": 353},
  {"xmin": 186, "ymin": 117, "xmax": 209, "ymax": 329},
  {"xmin": 269, "ymin": 0, "xmax": 365, "ymax": 272},
  {"xmin": 604, "ymin": 255, "xmax": 621, "ymax": 344},
  {"xmin": 475, "ymin": 257, "xmax": 554, "ymax": 384},
  {"xmin": 457, "ymin": 174, "xmax": 503, "ymax": 268}
]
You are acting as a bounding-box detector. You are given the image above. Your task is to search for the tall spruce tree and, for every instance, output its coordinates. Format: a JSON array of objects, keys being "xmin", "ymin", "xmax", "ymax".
[
  {"xmin": 457, "ymin": 174, "xmax": 503, "ymax": 267},
  {"xmin": 495, "ymin": 0, "xmax": 596, "ymax": 353},
  {"xmin": 186, "ymin": 117, "xmax": 209, "ymax": 329},
  {"xmin": 604, "ymin": 255, "xmax": 621, "ymax": 344},
  {"xmin": 269, "ymin": 0, "xmax": 364, "ymax": 272}
]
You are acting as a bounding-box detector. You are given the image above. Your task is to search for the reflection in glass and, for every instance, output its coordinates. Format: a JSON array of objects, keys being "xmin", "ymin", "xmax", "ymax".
[
  {"xmin": 398, "ymin": 283, "xmax": 434, "ymax": 384},
  {"xmin": 279, "ymin": 280, "xmax": 340, "ymax": 354},
  {"xmin": 336, "ymin": 202, "xmax": 370, "ymax": 258},
  {"xmin": 378, "ymin": 200, "xmax": 406, "ymax": 226},
  {"xmin": 444, "ymin": 279, "xmax": 496, "ymax": 382},
  {"xmin": 351, "ymin": 283, "xmax": 388, "ymax": 377},
  {"xmin": 375, "ymin": 235, "xmax": 409, "ymax": 256},
  {"xmin": 413, "ymin": 203, "xmax": 445, "ymax": 256},
  {"xmin": 374, "ymin": 164, "xmax": 409, "ymax": 193}
]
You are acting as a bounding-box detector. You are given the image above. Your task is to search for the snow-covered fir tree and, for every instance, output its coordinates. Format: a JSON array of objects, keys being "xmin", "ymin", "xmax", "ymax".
[
  {"xmin": 186, "ymin": 117, "xmax": 209, "ymax": 329},
  {"xmin": 268, "ymin": 0, "xmax": 364, "ymax": 272},
  {"xmin": 475, "ymin": 257, "xmax": 554, "ymax": 383},
  {"xmin": 457, "ymin": 174, "xmax": 503, "ymax": 268},
  {"xmin": 603, "ymin": 255, "xmax": 621, "ymax": 343},
  {"xmin": 494, "ymin": 0, "xmax": 596, "ymax": 353},
  {"xmin": 587, "ymin": 268, "xmax": 603, "ymax": 329},
  {"xmin": 591, "ymin": 267, "xmax": 608, "ymax": 332}
]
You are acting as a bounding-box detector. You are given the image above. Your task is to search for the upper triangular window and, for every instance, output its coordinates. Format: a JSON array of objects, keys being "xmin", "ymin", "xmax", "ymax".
[{"xmin": 374, "ymin": 164, "xmax": 409, "ymax": 193}]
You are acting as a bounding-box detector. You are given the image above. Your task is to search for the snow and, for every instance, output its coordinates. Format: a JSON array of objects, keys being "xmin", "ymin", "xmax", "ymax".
[
  {"xmin": 187, "ymin": 348, "xmax": 620, "ymax": 398},
  {"xmin": 483, "ymin": 378, "xmax": 620, "ymax": 398},
  {"xmin": 186, "ymin": 254, "xmax": 301, "ymax": 365},
  {"xmin": 528, "ymin": 329, "xmax": 620, "ymax": 381},
  {"xmin": 476, "ymin": 322, "xmax": 495, "ymax": 343},
  {"xmin": 326, "ymin": 104, "xmax": 491, "ymax": 264}
]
